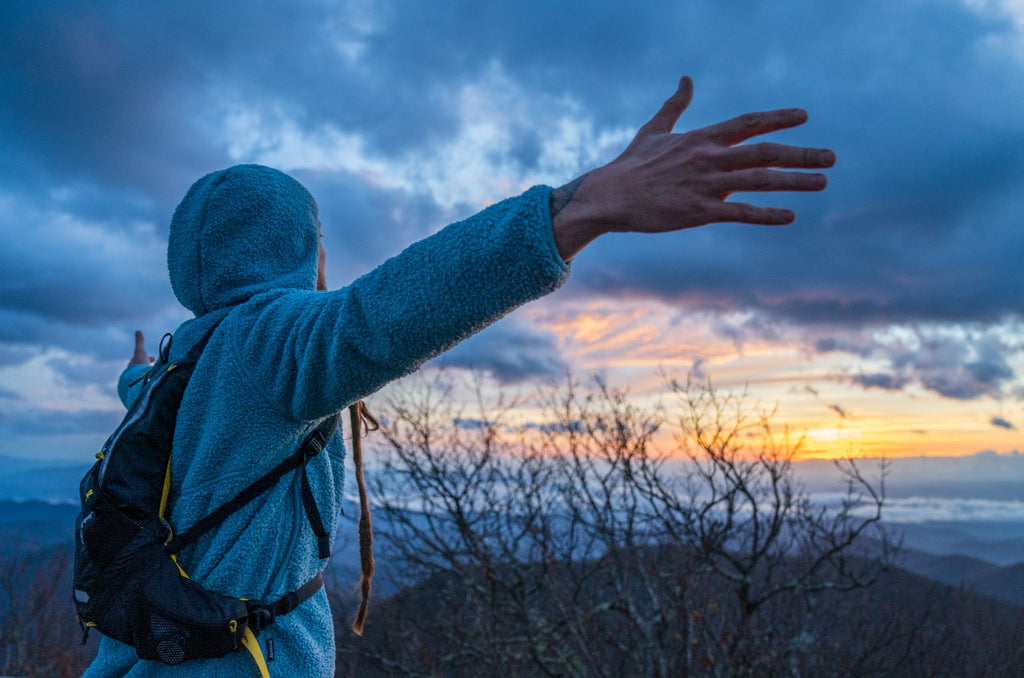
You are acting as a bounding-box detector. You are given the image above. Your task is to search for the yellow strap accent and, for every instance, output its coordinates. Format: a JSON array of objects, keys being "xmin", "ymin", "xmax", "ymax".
[
  {"xmin": 169, "ymin": 553, "xmax": 190, "ymax": 579},
  {"xmin": 240, "ymin": 627, "xmax": 271, "ymax": 678},
  {"xmin": 170, "ymin": 550, "xmax": 261, "ymax": 678},
  {"xmin": 159, "ymin": 458, "xmax": 172, "ymax": 519}
]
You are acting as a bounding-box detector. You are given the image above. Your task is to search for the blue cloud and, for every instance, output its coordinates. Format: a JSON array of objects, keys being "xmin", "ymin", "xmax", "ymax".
[
  {"xmin": 431, "ymin": 317, "xmax": 567, "ymax": 384},
  {"xmin": 2, "ymin": 0, "xmax": 1023, "ymax": 448},
  {"xmin": 0, "ymin": 407, "xmax": 122, "ymax": 437},
  {"xmin": 991, "ymin": 417, "xmax": 1016, "ymax": 430},
  {"xmin": 851, "ymin": 372, "xmax": 909, "ymax": 392},
  {"xmin": 823, "ymin": 323, "xmax": 1021, "ymax": 400}
]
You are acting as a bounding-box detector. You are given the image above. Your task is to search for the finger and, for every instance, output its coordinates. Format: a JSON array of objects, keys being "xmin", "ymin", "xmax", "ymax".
[
  {"xmin": 718, "ymin": 143, "xmax": 835, "ymax": 171},
  {"xmin": 130, "ymin": 330, "xmax": 152, "ymax": 365},
  {"xmin": 724, "ymin": 169, "xmax": 828, "ymax": 193},
  {"xmin": 714, "ymin": 201, "xmax": 796, "ymax": 226},
  {"xmin": 133, "ymin": 330, "xmax": 148, "ymax": 356},
  {"xmin": 702, "ymin": 108, "xmax": 809, "ymax": 146},
  {"xmin": 636, "ymin": 76, "xmax": 694, "ymax": 138}
]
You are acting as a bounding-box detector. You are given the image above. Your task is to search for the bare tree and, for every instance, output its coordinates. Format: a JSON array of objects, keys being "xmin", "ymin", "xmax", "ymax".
[
  {"xmin": 333, "ymin": 373, "xmax": 918, "ymax": 677},
  {"xmin": 0, "ymin": 544, "xmax": 94, "ymax": 677},
  {"xmin": 631, "ymin": 376, "xmax": 892, "ymax": 675}
]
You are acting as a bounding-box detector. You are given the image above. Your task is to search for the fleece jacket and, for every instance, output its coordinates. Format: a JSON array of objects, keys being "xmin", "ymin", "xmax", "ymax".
[{"xmin": 84, "ymin": 164, "xmax": 569, "ymax": 677}]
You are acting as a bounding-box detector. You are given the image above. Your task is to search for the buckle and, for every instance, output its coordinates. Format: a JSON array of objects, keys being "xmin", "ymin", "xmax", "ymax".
[{"xmin": 248, "ymin": 606, "xmax": 275, "ymax": 634}]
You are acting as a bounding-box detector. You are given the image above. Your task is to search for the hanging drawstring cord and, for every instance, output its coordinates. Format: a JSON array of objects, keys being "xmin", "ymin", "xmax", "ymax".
[{"xmin": 348, "ymin": 400, "xmax": 378, "ymax": 635}]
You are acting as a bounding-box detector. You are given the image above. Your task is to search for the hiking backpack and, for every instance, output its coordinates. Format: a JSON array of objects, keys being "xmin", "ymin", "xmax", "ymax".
[{"xmin": 72, "ymin": 325, "xmax": 351, "ymax": 666}]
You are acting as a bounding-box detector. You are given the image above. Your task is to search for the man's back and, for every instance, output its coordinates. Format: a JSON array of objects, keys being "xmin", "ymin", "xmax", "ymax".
[{"xmin": 84, "ymin": 165, "xmax": 569, "ymax": 677}]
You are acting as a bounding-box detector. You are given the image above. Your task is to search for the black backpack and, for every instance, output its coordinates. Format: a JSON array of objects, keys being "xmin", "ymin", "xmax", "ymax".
[{"xmin": 73, "ymin": 325, "xmax": 340, "ymax": 665}]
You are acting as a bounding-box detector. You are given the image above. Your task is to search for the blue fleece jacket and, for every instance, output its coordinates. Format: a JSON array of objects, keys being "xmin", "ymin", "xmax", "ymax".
[{"xmin": 84, "ymin": 165, "xmax": 568, "ymax": 677}]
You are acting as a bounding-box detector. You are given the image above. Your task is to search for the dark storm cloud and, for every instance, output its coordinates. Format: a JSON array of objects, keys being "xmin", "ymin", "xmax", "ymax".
[
  {"xmin": 896, "ymin": 332, "xmax": 1017, "ymax": 400},
  {"xmin": 851, "ymin": 372, "xmax": 909, "ymax": 392},
  {"xmin": 452, "ymin": 418, "xmax": 494, "ymax": 431},
  {"xmin": 0, "ymin": 189, "xmax": 174, "ymax": 364},
  {"xmin": 432, "ymin": 319, "xmax": 567, "ymax": 383},
  {"xmin": 816, "ymin": 337, "xmax": 871, "ymax": 358},
  {"xmin": 991, "ymin": 417, "xmax": 1016, "ymax": 430},
  {"xmin": 294, "ymin": 169, "xmax": 450, "ymax": 279},
  {"xmin": 0, "ymin": 239, "xmax": 168, "ymax": 327},
  {"xmin": 0, "ymin": 407, "xmax": 123, "ymax": 437},
  {"xmin": 552, "ymin": 2, "xmax": 1024, "ymax": 326},
  {"xmin": 47, "ymin": 355, "xmax": 124, "ymax": 389},
  {"xmin": 1, "ymin": 4, "xmax": 205, "ymax": 198},
  {"xmin": 4, "ymin": 0, "xmax": 1022, "ymax": 328},
  {"xmin": 0, "ymin": 1, "xmax": 360, "ymax": 198},
  {"xmin": 2, "ymin": 0, "xmax": 1023, "ymax": 447},
  {"xmin": 0, "ymin": 345, "xmax": 37, "ymax": 368},
  {"xmin": 0, "ymin": 308, "xmax": 185, "ymax": 369},
  {"xmin": 820, "ymin": 323, "xmax": 1021, "ymax": 400}
]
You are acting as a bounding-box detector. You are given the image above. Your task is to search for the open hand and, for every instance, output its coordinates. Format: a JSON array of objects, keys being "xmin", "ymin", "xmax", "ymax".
[{"xmin": 551, "ymin": 76, "xmax": 835, "ymax": 259}]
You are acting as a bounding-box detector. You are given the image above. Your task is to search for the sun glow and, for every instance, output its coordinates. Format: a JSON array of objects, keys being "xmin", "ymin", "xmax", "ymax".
[{"xmin": 525, "ymin": 298, "xmax": 1023, "ymax": 462}]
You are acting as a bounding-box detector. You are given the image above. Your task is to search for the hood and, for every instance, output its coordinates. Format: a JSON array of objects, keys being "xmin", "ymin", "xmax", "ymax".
[{"xmin": 168, "ymin": 164, "xmax": 320, "ymax": 316}]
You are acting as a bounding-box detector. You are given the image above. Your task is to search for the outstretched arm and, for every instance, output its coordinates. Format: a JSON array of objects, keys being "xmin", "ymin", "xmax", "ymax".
[{"xmin": 551, "ymin": 76, "xmax": 835, "ymax": 261}]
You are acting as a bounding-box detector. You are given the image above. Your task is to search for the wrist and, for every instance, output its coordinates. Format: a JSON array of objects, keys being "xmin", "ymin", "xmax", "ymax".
[{"xmin": 549, "ymin": 171, "xmax": 616, "ymax": 261}]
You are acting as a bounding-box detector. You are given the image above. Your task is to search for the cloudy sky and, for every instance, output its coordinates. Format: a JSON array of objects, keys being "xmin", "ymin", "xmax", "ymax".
[{"xmin": 1, "ymin": 0, "xmax": 1022, "ymax": 462}]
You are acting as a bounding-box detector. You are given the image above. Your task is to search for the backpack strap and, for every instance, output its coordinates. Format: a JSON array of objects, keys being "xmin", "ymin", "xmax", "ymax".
[
  {"xmin": 300, "ymin": 461, "xmax": 331, "ymax": 559},
  {"xmin": 239, "ymin": 571, "xmax": 324, "ymax": 678},
  {"xmin": 166, "ymin": 414, "xmax": 340, "ymax": 556},
  {"xmin": 161, "ymin": 318, "xmax": 224, "ymax": 376},
  {"xmin": 244, "ymin": 571, "xmax": 324, "ymax": 634}
]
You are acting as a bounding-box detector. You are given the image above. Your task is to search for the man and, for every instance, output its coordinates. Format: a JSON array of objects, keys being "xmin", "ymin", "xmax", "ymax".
[{"xmin": 86, "ymin": 76, "xmax": 834, "ymax": 677}]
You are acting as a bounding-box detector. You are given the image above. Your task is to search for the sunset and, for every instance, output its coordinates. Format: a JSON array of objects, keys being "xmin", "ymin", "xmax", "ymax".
[
  {"xmin": 1, "ymin": 2, "xmax": 1021, "ymax": 465},
  {"xmin": 0, "ymin": 0, "xmax": 1022, "ymax": 675}
]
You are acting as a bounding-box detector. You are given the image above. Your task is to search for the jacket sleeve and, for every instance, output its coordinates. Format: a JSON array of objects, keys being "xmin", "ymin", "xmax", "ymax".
[
  {"xmin": 116, "ymin": 364, "xmax": 153, "ymax": 408},
  {"xmin": 231, "ymin": 185, "xmax": 569, "ymax": 421}
]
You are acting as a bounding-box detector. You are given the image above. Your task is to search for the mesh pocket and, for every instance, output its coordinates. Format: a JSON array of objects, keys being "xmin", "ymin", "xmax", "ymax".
[
  {"xmin": 150, "ymin": 612, "xmax": 190, "ymax": 665},
  {"xmin": 141, "ymin": 555, "xmax": 248, "ymax": 662}
]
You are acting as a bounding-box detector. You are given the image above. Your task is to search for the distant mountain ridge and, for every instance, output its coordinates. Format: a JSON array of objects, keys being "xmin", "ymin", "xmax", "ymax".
[
  {"xmin": 896, "ymin": 546, "xmax": 1024, "ymax": 606},
  {"xmin": 887, "ymin": 518, "xmax": 1024, "ymax": 566},
  {"xmin": 0, "ymin": 499, "xmax": 78, "ymax": 550},
  {"xmin": 2, "ymin": 497, "xmax": 1021, "ymax": 610},
  {"xmin": 3, "ymin": 451, "xmax": 1024, "ymax": 604},
  {"xmin": 0, "ymin": 455, "xmax": 89, "ymax": 503}
]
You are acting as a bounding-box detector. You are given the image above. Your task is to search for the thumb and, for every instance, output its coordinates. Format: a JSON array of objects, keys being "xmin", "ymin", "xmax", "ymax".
[
  {"xmin": 130, "ymin": 330, "xmax": 152, "ymax": 365},
  {"xmin": 636, "ymin": 76, "xmax": 693, "ymax": 137}
]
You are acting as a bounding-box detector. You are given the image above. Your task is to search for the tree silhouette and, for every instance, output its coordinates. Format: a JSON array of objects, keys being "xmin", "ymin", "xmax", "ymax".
[
  {"xmin": 0, "ymin": 544, "xmax": 94, "ymax": 676},
  {"xmin": 336, "ymin": 374, "xmax": 908, "ymax": 677}
]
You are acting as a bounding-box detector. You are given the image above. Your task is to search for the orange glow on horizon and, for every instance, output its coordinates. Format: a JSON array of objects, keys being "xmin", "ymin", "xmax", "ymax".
[{"xmin": 521, "ymin": 300, "xmax": 1022, "ymax": 461}]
